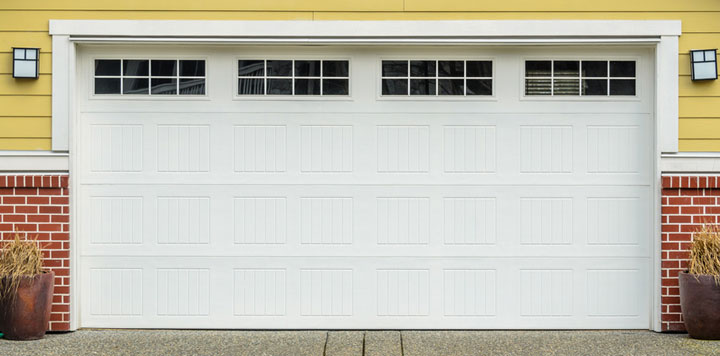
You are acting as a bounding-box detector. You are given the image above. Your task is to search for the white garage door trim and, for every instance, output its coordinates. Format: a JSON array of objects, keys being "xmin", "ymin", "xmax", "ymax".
[{"xmin": 49, "ymin": 20, "xmax": 680, "ymax": 331}]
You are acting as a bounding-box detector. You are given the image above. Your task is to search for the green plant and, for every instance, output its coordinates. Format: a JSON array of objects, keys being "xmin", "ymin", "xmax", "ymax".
[
  {"xmin": 689, "ymin": 224, "xmax": 720, "ymax": 285},
  {"xmin": 0, "ymin": 232, "xmax": 44, "ymax": 304}
]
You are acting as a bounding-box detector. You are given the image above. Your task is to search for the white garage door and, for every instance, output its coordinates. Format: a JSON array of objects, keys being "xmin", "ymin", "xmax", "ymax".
[{"xmin": 76, "ymin": 45, "xmax": 654, "ymax": 329}]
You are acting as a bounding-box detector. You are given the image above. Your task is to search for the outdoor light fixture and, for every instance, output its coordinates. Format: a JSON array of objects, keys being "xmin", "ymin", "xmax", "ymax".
[
  {"xmin": 12, "ymin": 48, "xmax": 39, "ymax": 79},
  {"xmin": 690, "ymin": 49, "xmax": 718, "ymax": 81}
]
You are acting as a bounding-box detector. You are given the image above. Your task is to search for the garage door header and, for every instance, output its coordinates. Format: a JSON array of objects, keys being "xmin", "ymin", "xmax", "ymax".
[{"xmin": 49, "ymin": 20, "xmax": 681, "ymax": 39}]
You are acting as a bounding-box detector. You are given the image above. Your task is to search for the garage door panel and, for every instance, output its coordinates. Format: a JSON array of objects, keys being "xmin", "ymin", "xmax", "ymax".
[
  {"xmin": 78, "ymin": 46, "xmax": 654, "ymax": 329},
  {"xmin": 79, "ymin": 115, "xmax": 652, "ymax": 186},
  {"xmin": 79, "ymin": 184, "xmax": 651, "ymax": 258},
  {"xmin": 79, "ymin": 256, "xmax": 649, "ymax": 329}
]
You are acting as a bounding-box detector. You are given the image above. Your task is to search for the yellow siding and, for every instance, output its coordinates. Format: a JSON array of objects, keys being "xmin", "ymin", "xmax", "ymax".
[
  {"xmin": 0, "ymin": 138, "xmax": 51, "ymax": 150},
  {"xmin": 0, "ymin": 117, "xmax": 51, "ymax": 137},
  {"xmin": 0, "ymin": 2, "xmax": 719, "ymax": 151}
]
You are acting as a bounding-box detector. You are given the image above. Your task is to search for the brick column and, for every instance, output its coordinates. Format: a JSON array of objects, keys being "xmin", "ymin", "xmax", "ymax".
[
  {"xmin": 0, "ymin": 175, "xmax": 70, "ymax": 331},
  {"xmin": 661, "ymin": 175, "xmax": 720, "ymax": 332}
]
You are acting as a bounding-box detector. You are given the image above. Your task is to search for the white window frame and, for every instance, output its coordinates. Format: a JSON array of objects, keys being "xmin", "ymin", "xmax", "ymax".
[
  {"xmin": 233, "ymin": 57, "xmax": 352, "ymax": 99},
  {"xmin": 92, "ymin": 58, "xmax": 208, "ymax": 97},
  {"xmin": 519, "ymin": 56, "xmax": 643, "ymax": 101},
  {"xmin": 379, "ymin": 59, "xmax": 494, "ymax": 97},
  {"xmin": 49, "ymin": 20, "xmax": 681, "ymax": 332}
]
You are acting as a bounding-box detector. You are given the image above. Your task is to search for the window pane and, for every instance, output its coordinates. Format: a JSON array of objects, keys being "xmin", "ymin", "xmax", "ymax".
[
  {"xmin": 581, "ymin": 61, "xmax": 607, "ymax": 77},
  {"xmin": 554, "ymin": 61, "xmax": 579, "ymax": 77},
  {"xmin": 238, "ymin": 60, "xmax": 264, "ymax": 76},
  {"xmin": 123, "ymin": 60, "xmax": 149, "ymax": 76},
  {"xmin": 705, "ymin": 50, "xmax": 716, "ymax": 61},
  {"xmin": 438, "ymin": 61, "xmax": 464, "ymax": 77},
  {"xmin": 410, "ymin": 79, "xmax": 436, "ymax": 95},
  {"xmin": 467, "ymin": 61, "xmax": 492, "ymax": 77},
  {"xmin": 94, "ymin": 78, "xmax": 120, "ymax": 94},
  {"xmin": 466, "ymin": 79, "xmax": 492, "ymax": 96},
  {"xmin": 95, "ymin": 60, "xmax": 121, "ymax": 76},
  {"xmin": 410, "ymin": 61, "xmax": 436, "ymax": 77},
  {"xmin": 294, "ymin": 79, "xmax": 321, "ymax": 95},
  {"xmin": 323, "ymin": 79, "xmax": 349, "ymax": 95},
  {"xmin": 526, "ymin": 61, "xmax": 551, "ymax": 77},
  {"xmin": 180, "ymin": 60, "xmax": 205, "ymax": 77},
  {"xmin": 238, "ymin": 78, "xmax": 264, "ymax": 95},
  {"xmin": 267, "ymin": 79, "xmax": 292, "ymax": 94},
  {"xmin": 151, "ymin": 78, "xmax": 177, "ymax": 95},
  {"xmin": 382, "ymin": 61, "xmax": 408, "ymax": 77},
  {"xmin": 610, "ymin": 61, "xmax": 636, "ymax": 77},
  {"xmin": 294, "ymin": 61, "xmax": 321, "ymax": 77},
  {"xmin": 267, "ymin": 60, "xmax": 292, "ymax": 77},
  {"xmin": 122, "ymin": 78, "xmax": 149, "ymax": 94},
  {"xmin": 438, "ymin": 79, "xmax": 464, "ymax": 95},
  {"xmin": 582, "ymin": 79, "xmax": 608, "ymax": 95},
  {"xmin": 151, "ymin": 60, "xmax": 177, "ymax": 77},
  {"xmin": 525, "ymin": 78, "xmax": 551, "ymax": 95},
  {"xmin": 323, "ymin": 61, "xmax": 349, "ymax": 77},
  {"xmin": 179, "ymin": 78, "xmax": 205, "ymax": 95},
  {"xmin": 693, "ymin": 51, "xmax": 705, "ymax": 62},
  {"xmin": 609, "ymin": 79, "xmax": 635, "ymax": 95},
  {"xmin": 382, "ymin": 79, "xmax": 408, "ymax": 95},
  {"xmin": 553, "ymin": 79, "xmax": 580, "ymax": 95}
]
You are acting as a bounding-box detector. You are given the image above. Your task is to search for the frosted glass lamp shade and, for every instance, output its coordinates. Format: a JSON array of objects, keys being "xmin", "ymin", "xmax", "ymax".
[
  {"xmin": 690, "ymin": 49, "xmax": 718, "ymax": 81},
  {"xmin": 13, "ymin": 48, "xmax": 39, "ymax": 79}
]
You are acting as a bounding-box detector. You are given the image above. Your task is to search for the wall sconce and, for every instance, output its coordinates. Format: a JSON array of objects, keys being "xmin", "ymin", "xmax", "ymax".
[
  {"xmin": 13, "ymin": 48, "xmax": 39, "ymax": 79},
  {"xmin": 690, "ymin": 49, "xmax": 718, "ymax": 81}
]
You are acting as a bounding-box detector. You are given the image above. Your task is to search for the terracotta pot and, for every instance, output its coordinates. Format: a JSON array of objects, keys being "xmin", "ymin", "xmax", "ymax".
[
  {"xmin": 0, "ymin": 271, "xmax": 55, "ymax": 341},
  {"xmin": 679, "ymin": 272, "xmax": 720, "ymax": 340}
]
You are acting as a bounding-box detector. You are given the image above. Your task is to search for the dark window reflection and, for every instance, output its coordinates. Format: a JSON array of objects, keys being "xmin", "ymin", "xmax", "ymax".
[
  {"xmin": 122, "ymin": 78, "xmax": 149, "ymax": 94},
  {"xmin": 382, "ymin": 79, "xmax": 408, "ymax": 95},
  {"xmin": 123, "ymin": 60, "xmax": 149, "ymax": 76},
  {"xmin": 267, "ymin": 60, "xmax": 292, "ymax": 77},
  {"xmin": 179, "ymin": 79, "xmax": 205, "ymax": 95},
  {"xmin": 238, "ymin": 78, "xmax": 265, "ymax": 95},
  {"xmin": 410, "ymin": 79, "xmax": 436, "ymax": 95},
  {"xmin": 323, "ymin": 79, "xmax": 349, "ymax": 95},
  {"xmin": 151, "ymin": 78, "xmax": 177, "ymax": 95},
  {"xmin": 238, "ymin": 60, "xmax": 264, "ymax": 76},
  {"xmin": 95, "ymin": 78, "xmax": 120, "ymax": 94},
  {"xmin": 95, "ymin": 60, "xmax": 121, "ymax": 76}
]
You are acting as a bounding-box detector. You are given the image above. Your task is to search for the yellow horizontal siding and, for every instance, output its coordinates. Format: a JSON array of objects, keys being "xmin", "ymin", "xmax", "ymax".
[
  {"xmin": 0, "ymin": 96, "xmax": 51, "ymax": 117},
  {"xmin": 679, "ymin": 77, "xmax": 720, "ymax": 97},
  {"xmin": 0, "ymin": 1, "xmax": 404, "ymax": 12},
  {"xmin": 0, "ymin": 4, "xmax": 718, "ymax": 151},
  {"xmin": 680, "ymin": 34, "xmax": 720, "ymax": 53},
  {"xmin": 680, "ymin": 140, "xmax": 720, "ymax": 152},
  {"xmin": 312, "ymin": 12, "xmax": 720, "ymax": 33},
  {"xmin": 0, "ymin": 138, "xmax": 50, "ymax": 150},
  {"xmin": 0, "ymin": 32, "xmax": 50, "ymax": 53},
  {"xmin": 0, "ymin": 117, "xmax": 51, "ymax": 137},
  {"xmin": 0, "ymin": 74, "xmax": 51, "ymax": 95},
  {"xmin": 403, "ymin": 0, "xmax": 720, "ymax": 12},
  {"xmin": 680, "ymin": 97, "xmax": 720, "ymax": 118}
]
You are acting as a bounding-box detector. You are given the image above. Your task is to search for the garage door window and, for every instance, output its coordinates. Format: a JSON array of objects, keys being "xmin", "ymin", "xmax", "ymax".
[
  {"xmin": 525, "ymin": 60, "xmax": 636, "ymax": 96},
  {"xmin": 237, "ymin": 60, "xmax": 350, "ymax": 96},
  {"xmin": 381, "ymin": 60, "xmax": 493, "ymax": 96},
  {"xmin": 94, "ymin": 59, "xmax": 206, "ymax": 96}
]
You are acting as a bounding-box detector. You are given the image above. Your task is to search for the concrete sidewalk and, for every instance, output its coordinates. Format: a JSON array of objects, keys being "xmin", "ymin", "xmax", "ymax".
[{"xmin": 1, "ymin": 330, "xmax": 719, "ymax": 356}]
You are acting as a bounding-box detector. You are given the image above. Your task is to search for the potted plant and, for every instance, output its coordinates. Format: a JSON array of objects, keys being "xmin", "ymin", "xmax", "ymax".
[
  {"xmin": 679, "ymin": 224, "xmax": 720, "ymax": 340},
  {"xmin": 0, "ymin": 233, "xmax": 55, "ymax": 340}
]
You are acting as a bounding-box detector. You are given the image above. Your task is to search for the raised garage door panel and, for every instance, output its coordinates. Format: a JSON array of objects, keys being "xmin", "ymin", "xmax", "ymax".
[{"xmin": 77, "ymin": 45, "xmax": 654, "ymax": 329}]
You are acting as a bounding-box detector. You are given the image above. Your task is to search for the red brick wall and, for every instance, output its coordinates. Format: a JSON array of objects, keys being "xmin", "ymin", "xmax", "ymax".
[
  {"xmin": 661, "ymin": 175, "xmax": 720, "ymax": 332},
  {"xmin": 0, "ymin": 175, "xmax": 70, "ymax": 331}
]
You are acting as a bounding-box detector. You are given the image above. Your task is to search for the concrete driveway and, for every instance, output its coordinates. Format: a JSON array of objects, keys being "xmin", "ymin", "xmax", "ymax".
[{"xmin": 1, "ymin": 330, "xmax": 719, "ymax": 356}]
